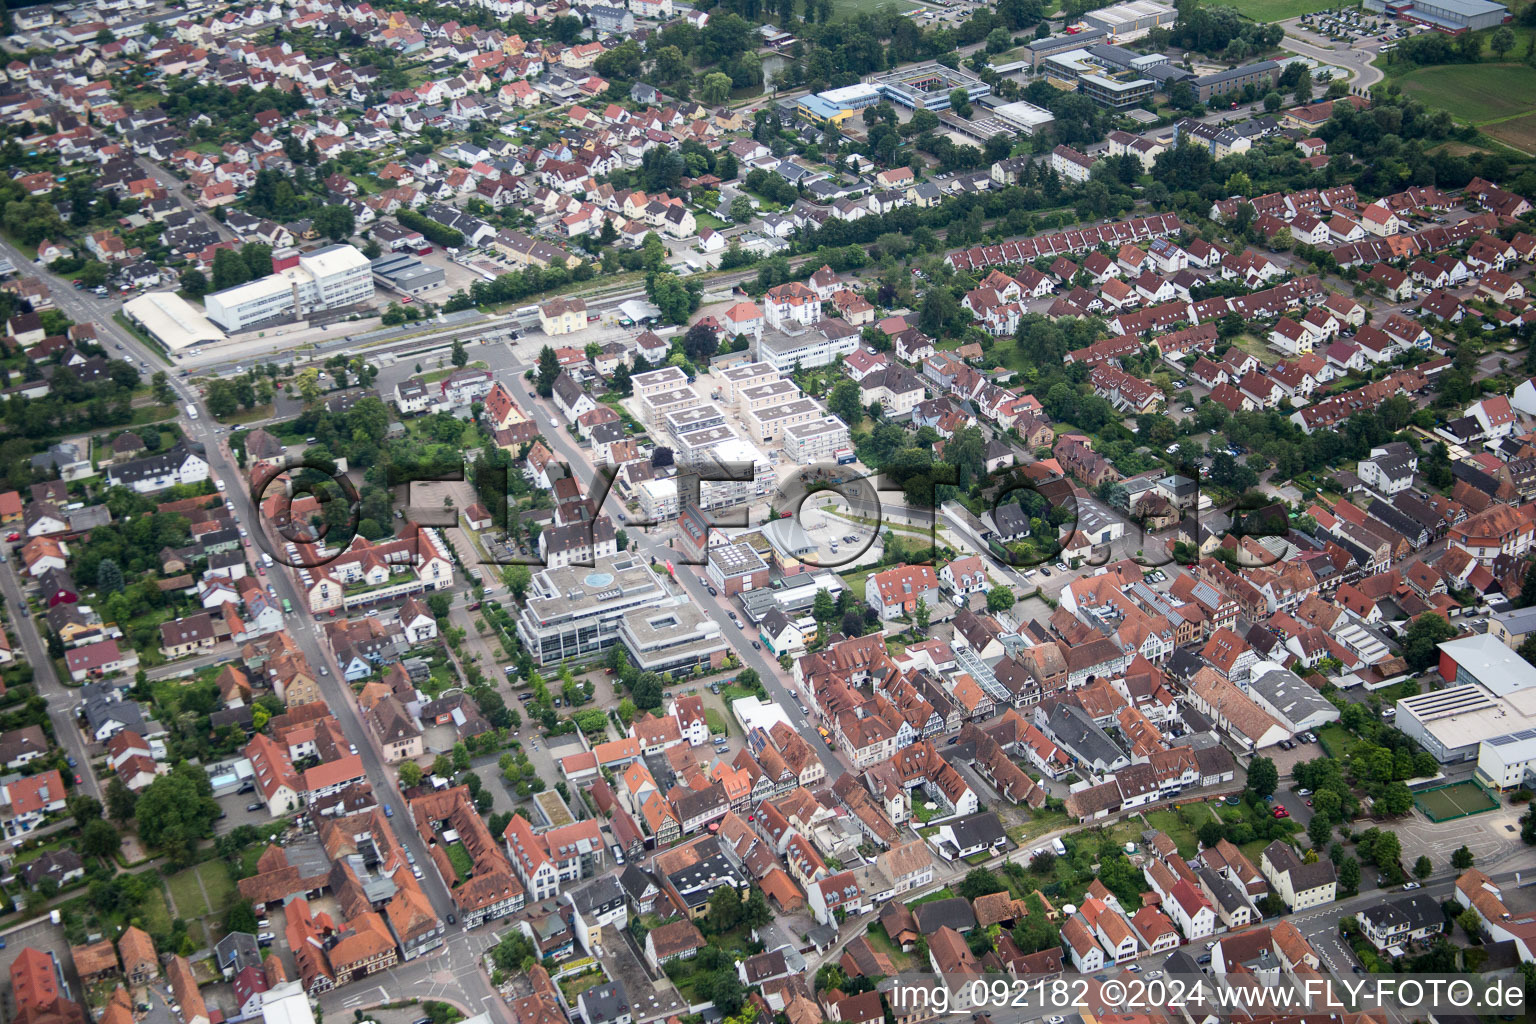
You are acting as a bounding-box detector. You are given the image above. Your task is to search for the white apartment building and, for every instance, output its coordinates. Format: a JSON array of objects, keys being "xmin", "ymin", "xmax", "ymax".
[
  {"xmin": 744, "ymin": 398, "xmax": 825, "ymax": 445},
  {"xmin": 762, "ymin": 282, "xmax": 821, "ymax": 331},
  {"xmin": 739, "ymin": 380, "xmax": 801, "ymax": 414},
  {"xmin": 715, "ymin": 361, "xmax": 781, "ymax": 406},
  {"xmin": 203, "ymin": 245, "xmax": 374, "ymax": 331},
  {"xmin": 783, "ymin": 417, "xmax": 851, "ymax": 463}
]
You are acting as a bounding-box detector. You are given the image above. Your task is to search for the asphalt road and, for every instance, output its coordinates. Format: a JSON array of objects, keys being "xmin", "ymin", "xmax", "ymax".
[{"xmin": 0, "ymin": 552, "xmax": 102, "ymax": 804}]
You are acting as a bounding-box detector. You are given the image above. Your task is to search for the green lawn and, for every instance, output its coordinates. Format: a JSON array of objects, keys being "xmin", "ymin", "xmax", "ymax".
[
  {"xmin": 1394, "ymin": 62, "xmax": 1536, "ymax": 125},
  {"xmin": 1227, "ymin": 0, "xmax": 1333, "ymax": 19},
  {"xmin": 1142, "ymin": 808, "xmax": 1199, "ymax": 859},
  {"xmin": 829, "ymin": 0, "xmax": 935, "ymax": 19},
  {"xmin": 703, "ymin": 707, "xmax": 730, "ymax": 737},
  {"xmin": 141, "ymin": 887, "xmax": 174, "ymax": 936},
  {"xmin": 907, "ymin": 886, "xmax": 956, "ymax": 907},
  {"xmin": 1316, "ymin": 724, "xmax": 1358, "ymax": 760},
  {"xmin": 166, "ymin": 866, "xmax": 213, "ymax": 918},
  {"xmin": 864, "ymin": 923, "xmax": 915, "ymax": 970},
  {"xmin": 446, "ymin": 842, "xmax": 475, "ymax": 879},
  {"xmin": 421, "ymin": 360, "xmax": 489, "ymax": 384}
]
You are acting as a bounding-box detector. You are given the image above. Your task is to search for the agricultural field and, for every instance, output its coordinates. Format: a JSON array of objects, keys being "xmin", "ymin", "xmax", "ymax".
[{"xmin": 1396, "ymin": 63, "xmax": 1536, "ymax": 124}]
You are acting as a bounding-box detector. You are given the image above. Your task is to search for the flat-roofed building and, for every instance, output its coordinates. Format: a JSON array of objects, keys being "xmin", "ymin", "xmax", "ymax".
[
  {"xmin": 1081, "ymin": 0, "xmax": 1176, "ymax": 40},
  {"xmin": 740, "ymin": 380, "xmax": 802, "ymax": 414},
  {"xmin": 620, "ymin": 601, "xmax": 730, "ymax": 674},
  {"xmin": 204, "ymin": 244, "xmax": 373, "ymax": 332},
  {"xmin": 1396, "ymin": 684, "xmax": 1536, "ymax": 763},
  {"xmin": 869, "ymin": 62, "xmax": 990, "ymax": 110},
  {"xmin": 673, "ymin": 425, "xmax": 736, "ymax": 462},
  {"xmin": 757, "ymin": 328, "xmax": 859, "ymax": 373},
  {"xmin": 123, "ymin": 292, "xmax": 226, "ymax": 350},
  {"xmin": 707, "ymin": 542, "xmax": 770, "ymax": 596},
  {"xmin": 1364, "ymin": 0, "xmax": 1508, "ymax": 32},
  {"xmin": 515, "ymin": 555, "xmax": 670, "ymax": 665},
  {"xmin": 783, "ymin": 416, "xmax": 851, "ymax": 464},
  {"xmin": 665, "ymin": 406, "xmax": 726, "ymax": 442},
  {"xmin": 716, "ymin": 362, "xmax": 781, "ymax": 406},
  {"xmin": 632, "ymin": 366, "xmax": 689, "ymax": 399},
  {"xmin": 641, "ymin": 387, "xmax": 702, "ymax": 425},
  {"xmin": 744, "ymin": 398, "xmax": 824, "ymax": 445},
  {"xmin": 1477, "ymin": 729, "xmax": 1536, "ymax": 790}
]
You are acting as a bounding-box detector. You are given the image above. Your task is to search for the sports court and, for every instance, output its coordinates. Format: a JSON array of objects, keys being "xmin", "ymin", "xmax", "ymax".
[{"xmin": 1413, "ymin": 780, "xmax": 1499, "ymax": 822}]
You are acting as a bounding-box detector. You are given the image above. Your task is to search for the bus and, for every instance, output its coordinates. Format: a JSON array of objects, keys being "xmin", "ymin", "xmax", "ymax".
[
  {"xmin": 186, "ymin": 404, "xmax": 198, "ymax": 420},
  {"xmin": 280, "ymin": 598, "xmax": 292, "ymax": 614}
]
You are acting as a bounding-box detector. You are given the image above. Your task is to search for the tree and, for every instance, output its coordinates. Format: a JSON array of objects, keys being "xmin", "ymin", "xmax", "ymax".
[
  {"xmin": 682, "ymin": 322, "xmax": 719, "ymax": 363},
  {"xmin": 133, "ymin": 764, "xmax": 220, "ymax": 863},
  {"xmin": 451, "ymin": 339, "xmax": 468, "ymax": 368},
  {"xmin": 1248, "ymin": 756, "xmax": 1279, "ymax": 799},
  {"xmin": 813, "ymin": 588, "xmax": 837, "ymax": 622},
  {"xmin": 96, "ymin": 558, "xmax": 125, "ymax": 596},
  {"xmin": 1292, "ymin": 66, "xmax": 1313, "ymax": 103},
  {"xmin": 986, "ymin": 586, "xmax": 1015, "ymax": 613},
  {"xmin": 828, "ymin": 379, "xmax": 863, "ymax": 425},
  {"xmin": 913, "ymin": 597, "xmax": 929, "ymax": 632},
  {"xmin": 505, "ymin": 564, "xmax": 532, "ymax": 599},
  {"xmin": 491, "ymin": 930, "xmax": 538, "ymax": 972},
  {"xmin": 180, "ymin": 268, "xmax": 208, "ymax": 298},
  {"xmin": 398, "ymin": 761, "xmax": 424, "ymax": 788},
  {"xmin": 1402, "ymin": 613, "xmax": 1457, "ymax": 671},
  {"xmin": 729, "ymin": 196, "xmax": 754, "ymax": 222},
  {"xmin": 1451, "ymin": 845, "xmax": 1474, "ymax": 870},
  {"xmin": 737, "ymin": 668, "xmax": 759, "ymax": 689},
  {"xmin": 1413, "ymin": 855, "xmax": 1433, "ymax": 880},
  {"xmin": 313, "ymin": 204, "xmax": 356, "ymax": 242},
  {"xmin": 106, "ymin": 778, "xmax": 136, "ymax": 822},
  {"xmin": 958, "ymin": 868, "xmax": 1006, "ymax": 900},
  {"xmin": 80, "ymin": 818, "xmax": 119, "ymax": 858},
  {"xmin": 699, "ymin": 72, "xmax": 733, "ymax": 105},
  {"xmin": 1339, "ymin": 856, "xmax": 1360, "ymax": 893},
  {"xmin": 1457, "ymin": 908, "xmax": 1483, "ymax": 938},
  {"xmin": 1307, "ymin": 814, "xmax": 1332, "ymax": 850},
  {"xmin": 536, "ymin": 346, "xmax": 560, "ymax": 398},
  {"xmin": 212, "ymin": 248, "xmax": 251, "ymax": 291},
  {"xmin": 706, "ymin": 884, "xmax": 743, "ymax": 932},
  {"xmin": 1491, "ymin": 25, "xmax": 1516, "ymax": 59}
]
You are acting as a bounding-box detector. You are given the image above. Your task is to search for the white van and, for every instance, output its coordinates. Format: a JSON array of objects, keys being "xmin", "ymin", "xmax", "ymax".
[{"xmin": 262, "ymin": 552, "xmax": 274, "ymax": 567}]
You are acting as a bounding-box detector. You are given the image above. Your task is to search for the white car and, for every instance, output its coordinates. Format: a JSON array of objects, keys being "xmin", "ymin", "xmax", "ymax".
[{"xmin": 1402, "ymin": 882, "xmax": 1420, "ymax": 890}]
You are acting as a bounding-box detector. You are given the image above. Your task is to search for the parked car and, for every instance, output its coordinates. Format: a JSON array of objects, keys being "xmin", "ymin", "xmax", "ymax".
[{"xmin": 246, "ymin": 802, "xmax": 263, "ymax": 811}]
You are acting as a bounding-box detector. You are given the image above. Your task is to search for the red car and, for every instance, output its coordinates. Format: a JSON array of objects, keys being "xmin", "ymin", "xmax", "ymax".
[
  {"xmin": 258, "ymin": 566, "xmax": 266, "ymax": 576},
  {"xmin": 73, "ymin": 774, "xmax": 82, "ymax": 785},
  {"xmin": 1273, "ymin": 806, "xmax": 1290, "ymax": 819},
  {"xmin": 5, "ymin": 533, "xmax": 16, "ymax": 542}
]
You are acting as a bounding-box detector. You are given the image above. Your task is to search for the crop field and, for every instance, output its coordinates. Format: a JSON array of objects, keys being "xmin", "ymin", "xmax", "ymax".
[{"xmin": 1396, "ymin": 63, "xmax": 1536, "ymax": 124}]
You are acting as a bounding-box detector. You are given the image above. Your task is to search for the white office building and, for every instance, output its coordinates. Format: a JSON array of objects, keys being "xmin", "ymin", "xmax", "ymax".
[
  {"xmin": 203, "ymin": 245, "xmax": 374, "ymax": 332},
  {"xmin": 515, "ymin": 556, "xmax": 670, "ymax": 665},
  {"xmin": 757, "ymin": 327, "xmax": 860, "ymax": 373}
]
